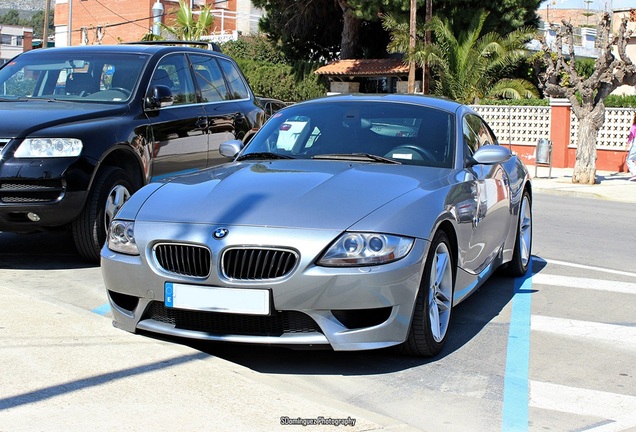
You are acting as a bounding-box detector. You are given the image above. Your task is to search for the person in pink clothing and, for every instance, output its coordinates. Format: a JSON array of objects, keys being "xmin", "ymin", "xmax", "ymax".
[{"xmin": 627, "ymin": 113, "xmax": 636, "ymax": 181}]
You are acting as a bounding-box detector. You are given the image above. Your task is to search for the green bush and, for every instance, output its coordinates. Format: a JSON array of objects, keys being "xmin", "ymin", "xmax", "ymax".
[
  {"xmin": 604, "ymin": 95, "xmax": 636, "ymax": 108},
  {"xmin": 222, "ymin": 36, "xmax": 329, "ymax": 102},
  {"xmin": 479, "ymin": 98, "xmax": 549, "ymax": 106}
]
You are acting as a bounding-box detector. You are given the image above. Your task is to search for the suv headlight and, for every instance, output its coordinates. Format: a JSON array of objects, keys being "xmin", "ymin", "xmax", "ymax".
[
  {"xmin": 14, "ymin": 138, "xmax": 83, "ymax": 158},
  {"xmin": 318, "ymin": 232, "xmax": 414, "ymax": 267},
  {"xmin": 107, "ymin": 220, "xmax": 139, "ymax": 255}
]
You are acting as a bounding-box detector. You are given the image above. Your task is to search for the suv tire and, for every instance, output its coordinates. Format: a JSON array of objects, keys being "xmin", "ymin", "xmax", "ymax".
[{"xmin": 72, "ymin": 166, "xmax": 136, "ymax": 262}]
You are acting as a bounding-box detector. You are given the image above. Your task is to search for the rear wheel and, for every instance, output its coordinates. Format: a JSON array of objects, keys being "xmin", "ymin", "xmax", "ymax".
[
  {"xmin": 72, "ymin": 166, "xmax": 135, "ymax": 262},
  {"xmin": 401, "ymin": 230, "xmax": 455, "ymax": 357},
  {"xmin": 502, "ymin": 190, "xmax": 532, "ymax": 277}
]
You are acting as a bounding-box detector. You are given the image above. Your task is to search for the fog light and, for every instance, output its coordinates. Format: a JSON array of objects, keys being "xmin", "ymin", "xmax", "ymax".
[{"xmin": 27, "ymin": 212, "xmax": 40, "ymax": 222}]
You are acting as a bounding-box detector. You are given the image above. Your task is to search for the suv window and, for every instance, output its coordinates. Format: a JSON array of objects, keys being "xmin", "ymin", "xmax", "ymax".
[
  {"xmin": 218, "ymin": 58, "xmax": 249, "ymax": 100},
  {"xmin": 151, "ymin": 54, "xmax": 196, "ymax": 105},
  {"xmin": 189, "ymin": 54, "xmax": 228, "ymax": 102}
]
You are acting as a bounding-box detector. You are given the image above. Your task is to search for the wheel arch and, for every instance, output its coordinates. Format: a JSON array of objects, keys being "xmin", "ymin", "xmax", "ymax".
[{"xmin": 93, "ymin": 146, "xmax": 145, "ymax": 191}]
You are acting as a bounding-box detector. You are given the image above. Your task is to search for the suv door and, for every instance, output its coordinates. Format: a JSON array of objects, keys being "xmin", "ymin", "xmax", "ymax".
[
  {"xmin": 146, "ymin": 53, "xmax": 209, "ymax": 180},
  {"xmin": 189, "ymin": 53, "xmax": 252, "ymax": 167}
]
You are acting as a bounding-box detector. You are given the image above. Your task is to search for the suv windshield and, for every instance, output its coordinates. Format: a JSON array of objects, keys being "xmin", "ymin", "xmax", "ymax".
[{"xmin": 0, "ymin": 52, "xmax": 149, "ymax": 102}]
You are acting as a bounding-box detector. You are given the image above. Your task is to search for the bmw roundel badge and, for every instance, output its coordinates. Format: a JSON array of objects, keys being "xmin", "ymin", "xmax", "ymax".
[{"xmin": 213, "ymin": 228, "xmax": 229, "ymax": 240}]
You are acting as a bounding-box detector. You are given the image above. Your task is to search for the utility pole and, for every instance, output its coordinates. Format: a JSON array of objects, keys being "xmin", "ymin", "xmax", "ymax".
[
  {"xmin": 43, "ymin": 0, "xmax": 51, "ymax": 48},
  {"xmin": 407, "ymin": 0, "xmax": 416, "ymax": 93},
  {"xmin": 68, "ymin": 0, "xmax": 73, "ymax": 46}
]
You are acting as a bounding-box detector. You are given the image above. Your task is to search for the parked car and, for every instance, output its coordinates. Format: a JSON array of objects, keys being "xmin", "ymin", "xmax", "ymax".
[
  {"xmin": 101, "ymin": 94, "xmax": 532, "ymax": 357},
  {"xmin": 0, "ymin": 44, "xmax": 263, "ymax": 261}
]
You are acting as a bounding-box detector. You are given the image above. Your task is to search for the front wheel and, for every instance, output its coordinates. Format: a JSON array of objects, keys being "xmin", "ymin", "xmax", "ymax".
[
  {"xmin": 502, "ymin": 190, "xmax": 532, "ymax": 277},
  {"xmin": 401, "ymin": 230, "xmax": 455, "ymax": 357},
  {"xmin": 72, "ymin": 166, "xmax": 136, "ymax": 262}
]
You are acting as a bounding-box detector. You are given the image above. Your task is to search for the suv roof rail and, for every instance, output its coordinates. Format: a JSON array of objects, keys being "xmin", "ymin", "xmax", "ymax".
[{"xmin": 122, "ymin": 40, "xmax": 222, "ymax": 53}]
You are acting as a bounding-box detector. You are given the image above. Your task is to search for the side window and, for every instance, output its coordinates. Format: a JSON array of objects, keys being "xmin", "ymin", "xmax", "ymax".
[
  {"xmin": 218, "ymin": 58, "xmax": 249, "ymax": 100},
  {"xmin": 150, "ymin": 54, "xmax": 196, "ymax": 105},
  {"xmin": 463, "ymin": 115, "xmax": 481, "ymax": 155},
  {"xmin": 477, "ymin": 122, "xmax": 497, "ymax": 146},
  {"xmin": 189, "ymin": 54, "xmax": 228, "ymax": 102}
]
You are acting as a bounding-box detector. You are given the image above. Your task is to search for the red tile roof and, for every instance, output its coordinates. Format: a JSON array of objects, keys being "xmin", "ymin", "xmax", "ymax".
[{"xmin": 314, "ymin": 59, "xmax": 409, "ymax": 77}]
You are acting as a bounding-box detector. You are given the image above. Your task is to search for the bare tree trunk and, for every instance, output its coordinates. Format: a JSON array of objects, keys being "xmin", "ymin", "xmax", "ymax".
[{"xmin": 572, "ymin": 105, "xmax": 604, "ymax": 185}]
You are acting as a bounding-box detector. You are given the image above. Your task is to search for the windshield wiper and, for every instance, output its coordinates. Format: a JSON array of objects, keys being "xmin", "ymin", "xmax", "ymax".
[
  {"xmin": 312, "ymin": 153, "xmax": 402, "ymax": 164},
  {"xmin": 236, "ymin": 152, "xmax": 294, "ymax": 161}
]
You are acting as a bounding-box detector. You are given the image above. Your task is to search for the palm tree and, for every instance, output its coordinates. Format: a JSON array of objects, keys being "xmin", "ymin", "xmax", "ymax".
[
  {"xmin": 383, "ymin": 10, "xmax": 538, "ymax": 104},
  {"xmin": 162, "ymin": 0, "xmax": 215, "ymax": 41}
]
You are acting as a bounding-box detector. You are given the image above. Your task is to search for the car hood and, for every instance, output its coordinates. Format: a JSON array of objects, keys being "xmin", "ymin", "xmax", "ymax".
[
  {"xmin": 136, "ymin": 160, "xmax": 447, "ymax": 230},
  {"xmin": 0, "ymin": 100, "xmax": 129, "ymax": 137}
]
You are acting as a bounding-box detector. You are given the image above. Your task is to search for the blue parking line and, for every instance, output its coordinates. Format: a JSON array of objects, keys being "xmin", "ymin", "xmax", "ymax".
[
  {"xmin": 91, "ymin": 303, "xmax": 111, "ymax": 316},
  {"xmin": 501, "ymin": 264, "xmax": 533, "ymax": 432}
]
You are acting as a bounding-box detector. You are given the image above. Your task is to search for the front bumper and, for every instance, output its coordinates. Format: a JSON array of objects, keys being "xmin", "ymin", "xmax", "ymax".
[
  {"xmin": 0, "ymin": 156, "xmax": 93, "ymax": 229},
  {"xmin": 101, "ymin": 224, "xmax": 428, "ymax": 351}
]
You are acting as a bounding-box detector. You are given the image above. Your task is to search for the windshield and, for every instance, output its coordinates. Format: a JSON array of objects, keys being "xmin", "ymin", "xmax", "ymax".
[
  {"xmin": 243, "ymin": 100, "xmax": 455, "ymax": 168},
  {"xmin": 0, "ymin": 52, "xmax": 149, "ymax": 103}
]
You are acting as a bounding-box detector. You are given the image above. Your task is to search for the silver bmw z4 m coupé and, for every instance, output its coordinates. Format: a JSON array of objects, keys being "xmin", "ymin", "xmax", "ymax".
[{"xmin": 101, "ymin": 94, "xmax": 532, "ymax": 357}]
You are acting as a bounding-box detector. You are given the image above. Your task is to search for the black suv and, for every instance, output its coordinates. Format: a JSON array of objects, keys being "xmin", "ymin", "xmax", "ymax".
[{"xmin": 0, "ymin": 44, "xmax": 263, "ymax": 261}]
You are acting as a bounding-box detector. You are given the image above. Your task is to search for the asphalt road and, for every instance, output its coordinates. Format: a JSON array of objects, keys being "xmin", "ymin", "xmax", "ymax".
[{"xmin": 1, "ymin": 192, "xmax": 635, "ymax": 431}]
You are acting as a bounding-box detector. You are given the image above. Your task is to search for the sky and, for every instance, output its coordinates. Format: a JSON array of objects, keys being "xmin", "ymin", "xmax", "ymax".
[{"xmin": 539, "ymin": 0, "xmax": 634, "ymax": 9}]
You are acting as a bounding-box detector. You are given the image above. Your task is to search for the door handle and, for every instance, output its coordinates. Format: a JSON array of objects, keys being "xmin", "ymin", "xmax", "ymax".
[{"xmin": 196, "ymin": 117, "xmax": 209, "ymax": 129}]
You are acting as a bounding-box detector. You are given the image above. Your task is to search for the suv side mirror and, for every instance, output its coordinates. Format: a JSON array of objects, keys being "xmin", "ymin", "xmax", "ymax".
[{"xmin": 145, "ymin": 85, "xmax": 173, "ymax": 110}]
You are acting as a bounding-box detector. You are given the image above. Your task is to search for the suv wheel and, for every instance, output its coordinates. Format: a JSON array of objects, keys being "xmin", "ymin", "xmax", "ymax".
[{"xmin": 72, "ymin": 166, "xmax": 136, "ymax": 262}]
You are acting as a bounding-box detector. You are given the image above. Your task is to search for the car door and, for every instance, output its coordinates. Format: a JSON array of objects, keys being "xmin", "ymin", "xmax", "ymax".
[
  {"xmin": 189, "ymin": 54, "xmax": 249, "ymax": 168},
  {"xmin": 146, "ymin": 53, "xmax": 210, "ymax": 180},
  {"xmin": 460, "ymin": 114, "xmax": 511, "ymax": 274}
]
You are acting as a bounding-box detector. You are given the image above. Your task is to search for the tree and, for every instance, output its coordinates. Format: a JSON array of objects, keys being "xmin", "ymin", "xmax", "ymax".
[
  {"xmin": 384, "ymin": 10, "xmax": 538, "ymax": 104},
  {"xmin": 161, "ymin": 0, "xmax": 215, "ymax": 41},
  {"xmin": 253, "ymin": 0, "xmax": 541, "ymax": 62},
  {"xmin": 538, "ymin": 13, "xmax": 636, "ymax": 184}
]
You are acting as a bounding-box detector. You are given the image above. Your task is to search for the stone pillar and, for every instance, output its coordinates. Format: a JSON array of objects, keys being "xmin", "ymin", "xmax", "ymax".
[{"xmin": 549, "ymin": 98, "xmax": 571, "ymax": 168}]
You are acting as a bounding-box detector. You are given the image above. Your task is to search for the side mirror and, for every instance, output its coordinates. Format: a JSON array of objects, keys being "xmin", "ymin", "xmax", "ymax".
[
  {"xmin": 469, "ymin": 145, "xmax": 511, "ymax": 166},
  {"xmin": 145, "ymin": 85, "xmax": 173, "ymax": 110},
  {"xmin": 220, "ymin": 139, "xmax": 243, "ymax": 159}
]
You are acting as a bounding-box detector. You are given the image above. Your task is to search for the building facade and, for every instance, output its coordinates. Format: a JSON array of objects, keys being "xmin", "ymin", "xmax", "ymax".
[
  {"xmin": 0, "ymin": 24, "xmax": 33, "ymax": 64},
  {"xmin": 53, "ymin": 0, "xmax": 263, "ymax": 47}
]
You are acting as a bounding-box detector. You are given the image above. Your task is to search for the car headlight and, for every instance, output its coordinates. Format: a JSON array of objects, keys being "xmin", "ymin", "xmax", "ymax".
[
  {"xmin": 107, "ymin": 220, "xmax": 139, "ymax": 255},
  {"xmin": 318, "ymin": 232, "xmax": 414, "ymax": 267},
  {"xmin": 14, "ymin": 138, "xmax": 83, "ymax": 158}
]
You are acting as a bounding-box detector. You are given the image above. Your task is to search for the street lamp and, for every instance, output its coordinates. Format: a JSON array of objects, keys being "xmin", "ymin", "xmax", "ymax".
[{"xmin": 152, "ymin": 0, "xmax": 164, "ymax": 36}]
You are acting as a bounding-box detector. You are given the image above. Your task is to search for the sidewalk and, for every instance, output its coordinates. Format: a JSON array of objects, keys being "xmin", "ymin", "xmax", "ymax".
[
  {"xmin": 528, "ymin": 165, "xmax": 636, "ymax": 204},
  {"xmin": 0, "ymin": 280, "xmax": 418, "ymax": 432}
]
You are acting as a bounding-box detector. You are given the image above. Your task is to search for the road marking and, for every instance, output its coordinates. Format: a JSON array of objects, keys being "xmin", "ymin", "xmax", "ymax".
[
  {"xmin": 530, "ymin": 381, "xmax": 636, "ymax": 431},
  {"xmin": 532, "ymin": 274, "xmax": 636, "ymax": 294},
  {"xmin": 501, "ymin": 270, "xmax": 533, "ymax": 432},
  {"xmin": 91, "ymin": 303, "xmax": 111, "ymax": 316},
  {"xmin": 531, "ymin": 315, "xmax": 636, "ymax": 351},
  {"xmin": 539, "ymin": 258, "xmax": 636, "ymax": 278}
]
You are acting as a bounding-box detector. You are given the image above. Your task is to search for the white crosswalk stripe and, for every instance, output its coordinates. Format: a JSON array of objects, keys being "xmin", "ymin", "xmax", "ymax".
[
  {"xmin": 529, "ymin": 272, "xmax": 636, "ymax": 431},
  {"xmin": 531, "ymin": 315, "xmax": 636, "ymax": 351},
  {"xmin": 532, "ymin": 273, "xmax": 636, "ymax": 294}
]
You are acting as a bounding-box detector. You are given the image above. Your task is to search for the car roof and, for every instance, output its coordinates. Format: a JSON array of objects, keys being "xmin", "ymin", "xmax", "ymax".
[
  {"xmin": 17, "ymin": 43, "xmax": 232, "ymax": 61},
  {"xmin": 293, "ymin": 93, "xmax": 465, "ymax": 114}
]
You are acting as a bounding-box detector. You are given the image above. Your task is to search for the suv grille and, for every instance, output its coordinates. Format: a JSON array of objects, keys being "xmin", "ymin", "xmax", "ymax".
[
  {"xmin": 154, "ymin": 243, "xmax": 211, "ymax": 278},
  {"xmin": 0, "ymin": 179, "xmax": 65, "ymax": 203},
  {"xmin": 222, "ymin": 247, "xmax": 298, "ymax": 280},
  {"xmin": 144, "ymin": 301, "xmax": 322, "ymax": 336}
]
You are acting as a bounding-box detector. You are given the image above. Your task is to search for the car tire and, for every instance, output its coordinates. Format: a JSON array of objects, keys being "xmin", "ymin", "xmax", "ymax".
[
  {"xmin": 72, "ymin": 166, "xmax": 135, "ymax": 262},
  {"xmin": 502, "ymin": 190, "xmax": 532, "ymax": 277},
  {"xmin": 400, "ymin": 230, "xmax": 455, "ymax": 357}
]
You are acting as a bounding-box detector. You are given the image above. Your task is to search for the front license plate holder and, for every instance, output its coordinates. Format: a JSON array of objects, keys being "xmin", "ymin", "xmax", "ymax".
[{"xmin": 164, "ymin": 282, "xmax": 271, "ymax": 315}]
